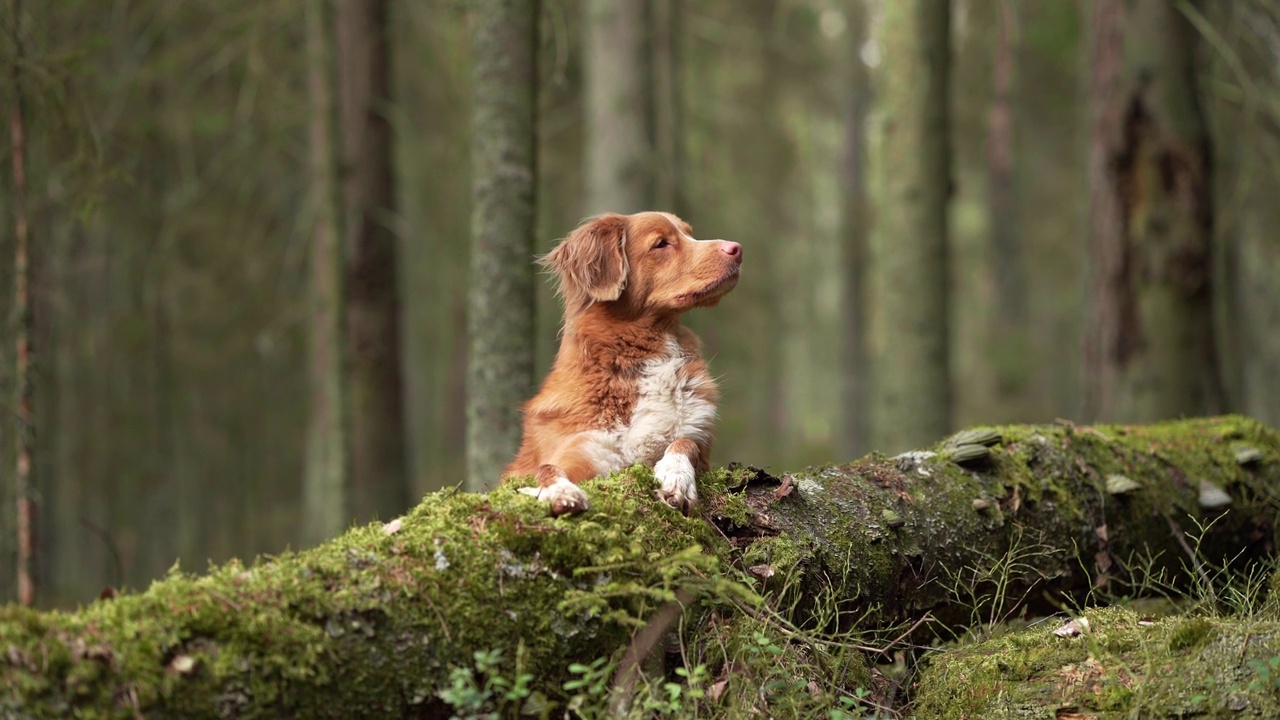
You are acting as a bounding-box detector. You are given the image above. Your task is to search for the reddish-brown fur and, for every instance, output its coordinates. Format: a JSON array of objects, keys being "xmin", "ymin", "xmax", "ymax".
[{"xmin": 505, "ymin": 212, "xmax": 742, "ymax": 515}]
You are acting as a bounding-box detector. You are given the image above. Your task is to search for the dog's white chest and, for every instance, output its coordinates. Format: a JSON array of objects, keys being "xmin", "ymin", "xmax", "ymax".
[{"xmin": 586, "ymin": 340, "xmax": 717, "ymax": 471}]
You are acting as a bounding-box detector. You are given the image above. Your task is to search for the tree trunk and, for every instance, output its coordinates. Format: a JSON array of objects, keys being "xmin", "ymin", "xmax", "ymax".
[
  {"xmin": 986, "ymin": 1, "xmax": 1024, "ymax": 328},
  {"xmin": 1, "ymin": 416, "xmax": 1275, "ymax": 717},
  {"xmin": 336, "ymin": 0, "xmax": 410, "ymax": 523},
  {"xmin": 839, "ymin": 0, "xmax": 870, "ymax": 461},
  {"xmin": 1082, "ymin": 0, "xmax": 1220, "ymax": 423},
  {"xmin": 866, "ymin": 0, "xmax": 952, "ymax": 454},
  {"xmin": 651, "ymin": 0, "xmax": 683, "ymax": 214},
  {"xmin": 986, "ymin": 0, "xmax": 1030, "ymax": 399},
  {"xmin": 743, "ymin": 1, "xmax": 795, "ymax": 453},
  {"xmin": 466, "ymin": 0, "xmax": 538, "ymax": 491},
  {"xmin": 1204, "ymin": 3, "xmax": 1280, "ymax": 435},
  {"xmin": 9, "ymin": 0, "xmax": 36, "ymax": 608},
  {"xmin": 584, "ymin": 0, "xmax": 653, "ymax": 215},
  {"xmin": 304, "ymin": 0, "xmax": 351, "ymax": 546}
]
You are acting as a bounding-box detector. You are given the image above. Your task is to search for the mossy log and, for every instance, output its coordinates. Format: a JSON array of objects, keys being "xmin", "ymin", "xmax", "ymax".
[{"xmin": 1, "ymin": 416, "xmax": 1278, "ymax": 718}]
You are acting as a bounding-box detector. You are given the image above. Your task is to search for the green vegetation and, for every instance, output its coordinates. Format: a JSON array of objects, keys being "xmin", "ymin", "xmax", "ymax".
[
  {"xmin": 1, "ymin": 416, "xmax": 1277, "ymax": 717},
  {"xmin": 914, "ymin": 607, "xmax": 1280, "ymax": 719}
]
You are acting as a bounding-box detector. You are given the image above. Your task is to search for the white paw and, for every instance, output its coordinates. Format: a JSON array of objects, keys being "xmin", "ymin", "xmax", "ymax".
[
  {"xmin": 518, "ymin": 477, "xmax": 589, "ymax": 516},
  {"xmin": 654, "ymin": 453, "xmax": 697, "ymax": 513}
]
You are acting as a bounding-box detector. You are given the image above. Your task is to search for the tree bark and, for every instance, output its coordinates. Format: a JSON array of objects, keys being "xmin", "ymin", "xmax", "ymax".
[
  {"xmin": 986, "ymin": 1, "xmax": 1025, "ymax": 328},
  {"xmin": 866, "ymin": 0, "xmax": 952, "ymax": 454},
  {"xmin": 985, "ymin": 0, "xmax": 1031, "ymax": 400},
  {"xmin": 1203, "ymin": 3, "xmax": 1280, "ymax": 435},
  {"xmin": 466, "ymin": 0, "xmax": 539, "ymax": 491},
  {"xmin": 839, "ymin": 0, "xmax": 870, "ymax": 461},
  {"xmin": 336, "ymin": 0, "xmax": 410, "ymax": 523},
  {"xmin": 9, "ymin": 0, "xmax": 36, "ymax": 608},
  {"xmin": 304, "ymin": 0, "xmax": 351, "ymax": 545},
  {"xmin": 584, "ymin": 0, "xmax": 653, "ymax": 214},
  {"xmin": 1082, "ymin": 0, "xmax": 1221, "ymax": 423},
  {"xmin": 651, "ymin": 0, "xmax": 683, "ymax": 214},
  {"xmin": 1, "ymin": 416, "xmax": 1276, "ymax": 717}
]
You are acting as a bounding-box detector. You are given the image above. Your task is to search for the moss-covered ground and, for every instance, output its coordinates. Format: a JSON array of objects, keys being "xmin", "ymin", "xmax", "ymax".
[{"xmin": 914, "ymin": 605, "xmax": 1280, "ymax": 719}]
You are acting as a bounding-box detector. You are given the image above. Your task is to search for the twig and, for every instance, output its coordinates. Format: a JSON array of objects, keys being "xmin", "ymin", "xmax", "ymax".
[{"xmin": 610, "ymin": 587, "xmax": 695, "ymax": 714}]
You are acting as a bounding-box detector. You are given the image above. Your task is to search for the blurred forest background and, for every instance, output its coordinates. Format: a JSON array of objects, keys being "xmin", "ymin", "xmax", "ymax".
[{"xmin": 2, "ymin": 0, "xmax": 1279, "ymax": 609}]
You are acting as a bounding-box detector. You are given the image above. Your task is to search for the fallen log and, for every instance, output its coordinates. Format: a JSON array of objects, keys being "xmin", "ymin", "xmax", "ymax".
[{"xmin": 0, "ymin": 416, "xmax": 1276, "ymax": 718}]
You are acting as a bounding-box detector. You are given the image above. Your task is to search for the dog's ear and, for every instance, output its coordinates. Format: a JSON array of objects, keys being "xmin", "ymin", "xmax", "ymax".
[{"xmin": 540, "ymin": 214, "xmax": 629, "ymax": 312}]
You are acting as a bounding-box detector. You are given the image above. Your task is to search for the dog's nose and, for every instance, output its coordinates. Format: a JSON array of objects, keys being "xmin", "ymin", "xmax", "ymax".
[{"xmin": 720, "ymin": 241, "xmax": 742, "ymax": 258}]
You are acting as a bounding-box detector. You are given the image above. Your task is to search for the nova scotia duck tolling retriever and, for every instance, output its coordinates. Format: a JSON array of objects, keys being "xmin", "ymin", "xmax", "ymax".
[{"xmin": 505, "ymin": 211, "xmax": 743, "ymax": 516}]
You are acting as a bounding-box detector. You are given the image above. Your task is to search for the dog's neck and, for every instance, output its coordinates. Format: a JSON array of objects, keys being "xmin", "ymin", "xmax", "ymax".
[{"xmin": 558, "ymin": 303, "xmax": 684, "ymax": 368}]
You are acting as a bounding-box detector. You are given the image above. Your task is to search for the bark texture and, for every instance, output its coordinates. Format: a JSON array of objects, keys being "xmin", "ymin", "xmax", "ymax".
[
  {"xmin": 304, "ymin": 0, "xmax": 351, "ymax": 545},
  {"xmin": 986, "ymin": 1, "xmax": 1024, "ymax": 328},
  {"xmin": 1083, "ymin": 0, "xmax": 1220, "ymax": 423},
  {"xmin": 867, "ymin": 0, "xmax": 953, "ymax": 454},
  {"xmin": 9, "ymin": 0, "xmax": 35, "ymax": 607},
  {"xmin": 839, "ymin": 0, "xmax": 870, "ymax": 460},
  {"xmin": 984, "ymin": 0, "xmax": 1030, "ymax": 401},
  {"xmin": 584, "ymin": 0, "xmax": 654, "ymax": 215},
  {"xmin": 466, "ymin": 0, "xmax": 539, "ymax": 491},
  {"xmin": 0, "ymin": 416, "xmax": 1277, "ymax": 718},
  {"xmin": 651, "ymin": 0, "xmax": 683, "ymax": 214},
  {"xmin": 336, "ymin": 0, "xmax": 410, "ymax": 523}
]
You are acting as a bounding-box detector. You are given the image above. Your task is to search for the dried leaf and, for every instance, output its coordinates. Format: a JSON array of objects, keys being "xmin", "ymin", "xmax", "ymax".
[
  {"xmin": 168, "ymin": 654, "xmax": 197, "ymax": 675},
  {"xmin": 1105, "ymin": 474, "xmax": 1141, "ymax": 495},
  {"xmin": 708, "ymin": 679, "xmax": 729, "ymax": 702},
  {"xmin": 1053, "ymin": 617, "xmax": 1091, "ymax": 638},
  {"xmin": 774, "ymin": 475, "xmax": 794, "ymax": 499},
  {"xmin": 1095, "ymin": 550, "xmax": 1112, "ymax": 574}
]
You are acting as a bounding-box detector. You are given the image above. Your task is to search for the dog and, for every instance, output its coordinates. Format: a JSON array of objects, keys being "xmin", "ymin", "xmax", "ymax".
[{"xmin": 505, "ymin": 211, "xmax": 743, "ymax": 516}]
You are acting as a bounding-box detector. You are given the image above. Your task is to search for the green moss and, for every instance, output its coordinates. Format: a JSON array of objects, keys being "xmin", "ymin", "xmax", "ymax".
[
  {"xmin": 0, "ymin": 466, "xmax": 734, "ymax": 718},
  {"xmin": 1168, "ymin": 616, "xmax": 1215, "ymax": 650},
  {"xmin": 915, "ymin": 607, "xmax": 1280, "ymax": 719},
  {"xmin": 741, "ymin": 533, "xmax": 806, "ymax": 571},
  {"xmin": 700, "ymin": 467, "xmax": 756, "ymax": 528},
  {"xmin": 681, "ymin": 604, "xmax": 873, "ymax": 719}
]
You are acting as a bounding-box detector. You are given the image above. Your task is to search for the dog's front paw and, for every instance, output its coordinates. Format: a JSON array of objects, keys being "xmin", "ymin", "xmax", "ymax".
[
  {"xmin": 654, "ymin": 453, "xmax": 697, "ymax": 514},
  {"xmin": 518, "ymin": 477, "xmax": 589, "ymax": 516}
]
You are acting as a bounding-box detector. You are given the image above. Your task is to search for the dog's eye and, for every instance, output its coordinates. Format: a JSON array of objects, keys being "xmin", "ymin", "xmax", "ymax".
[{"xmin": 653, "ymin": 238, "xmax": 670, "ymax": 249}]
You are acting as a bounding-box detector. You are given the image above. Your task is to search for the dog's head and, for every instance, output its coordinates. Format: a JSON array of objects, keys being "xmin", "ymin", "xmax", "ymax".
[{"xmin": 541, "ymin": 212, "xmax": 742, "ymax": 318}]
